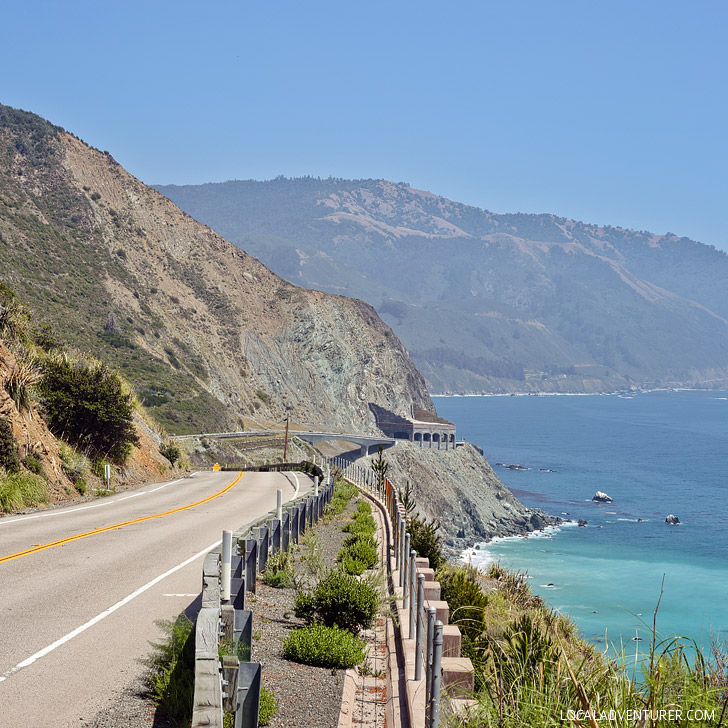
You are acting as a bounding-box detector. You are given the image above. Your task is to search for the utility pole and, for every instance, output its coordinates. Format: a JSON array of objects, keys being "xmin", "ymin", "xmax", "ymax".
[{"xmin": 283, "ymin": 410, "xmax": 290, "ymax": 461}]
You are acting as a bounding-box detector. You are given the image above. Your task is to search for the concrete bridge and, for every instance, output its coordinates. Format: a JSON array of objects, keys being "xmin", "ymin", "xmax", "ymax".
[{"xmin": 172, "ymin": 429, "xmax": 395, "ymax": 458}]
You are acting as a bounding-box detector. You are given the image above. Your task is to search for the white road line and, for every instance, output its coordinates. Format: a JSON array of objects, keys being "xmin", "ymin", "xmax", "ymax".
[
  {"xmin": 162, "ymin": 593, "xmax": 198, "ymax": 597},
  {"xmin": 0, "ymin": 479, "xmax": 186, "ymax": 527},
  {"xmin": 0, "ymin": 538, "xmax": 220, "ymax": 683},
  {"xmin": 291, "ymin": 472, "xmax": 301, "ymax": 499}
]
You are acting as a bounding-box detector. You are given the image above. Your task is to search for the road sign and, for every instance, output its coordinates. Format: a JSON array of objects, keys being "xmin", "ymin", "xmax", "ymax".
[{"xmin": 213, "ymin": 463, "xmax": 221, "ymax": 472}]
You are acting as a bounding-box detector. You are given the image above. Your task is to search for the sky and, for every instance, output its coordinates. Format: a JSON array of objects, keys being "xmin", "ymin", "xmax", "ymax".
[{"xmin": 2, "ymin": 0, "xmax": 727, "ymax": 249}]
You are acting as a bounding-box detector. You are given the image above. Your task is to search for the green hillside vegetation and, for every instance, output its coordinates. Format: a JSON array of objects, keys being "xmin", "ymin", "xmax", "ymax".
[{"xmin": 156, "ymin": 177, "xmax": 728, "ymax": 393}]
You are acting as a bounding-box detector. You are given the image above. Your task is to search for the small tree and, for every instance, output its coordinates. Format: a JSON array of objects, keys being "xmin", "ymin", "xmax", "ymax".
[
  {"xmin": 370, "ymin": 445, "xmax": 389, "ymax": 492},
  {"xmin": 39, "ymin": 357, "xmax": 139, "ymax": 464}
]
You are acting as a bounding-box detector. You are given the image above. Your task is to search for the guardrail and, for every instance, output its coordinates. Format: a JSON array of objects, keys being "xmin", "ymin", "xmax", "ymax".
[
  {"xmin": 326, "ymin": 455, "xmax": 475, "ymax": 728},
  {"xmin": 192, "ymin": 459, "xmax": 334, "ymax": 728}
]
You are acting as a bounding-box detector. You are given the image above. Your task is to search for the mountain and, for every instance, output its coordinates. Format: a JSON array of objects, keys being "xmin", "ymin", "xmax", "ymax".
[
  {"xmin": 0, "ymin": 106, "xmax": 433, "ymax": 434},
  {"xmin": 155, "ymin": 177, "xmax": 728, "ymax": 393}
]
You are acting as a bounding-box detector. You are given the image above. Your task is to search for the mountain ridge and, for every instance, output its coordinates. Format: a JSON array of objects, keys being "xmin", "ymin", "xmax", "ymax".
[{"xmin": 155, "ymin": 177, "xmax": 728, "ymax": 393}]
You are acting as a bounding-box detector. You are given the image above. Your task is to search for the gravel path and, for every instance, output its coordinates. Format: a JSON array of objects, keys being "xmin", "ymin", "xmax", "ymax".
[{"xmin": 249, "ymin": 497, "xmax": 357, "ymax": 728}]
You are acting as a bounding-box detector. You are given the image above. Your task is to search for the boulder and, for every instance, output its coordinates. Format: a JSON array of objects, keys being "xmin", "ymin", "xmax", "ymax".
[
  {"xmin": 529, "ymin": 513, "xmax": 545, "ymax": 530},
  {"xmin": 665, "ymin": 514, "xmax": 681, "ymax": 525},
  {"xmin": 592, "ymin": 491, "xmax": 613, "ymax": 503},
  {"xmin": 577, "ymin": 519, "xmax": 588, "ymax": 527}
]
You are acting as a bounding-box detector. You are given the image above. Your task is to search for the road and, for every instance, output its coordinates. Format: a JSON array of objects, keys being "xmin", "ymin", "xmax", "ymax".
[{"xmin": 0, "ymin": 469, "xmax": 312, "ymax": 728}]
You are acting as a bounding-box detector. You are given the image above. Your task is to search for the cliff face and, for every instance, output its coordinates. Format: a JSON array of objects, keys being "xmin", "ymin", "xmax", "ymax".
[
  {"xmin": 0, "ymin": 105, "xmax": 433, "ymax": 434},
  {"xmin": 363, "ymin": 442, "xmax": 559, "ymax": 554}
]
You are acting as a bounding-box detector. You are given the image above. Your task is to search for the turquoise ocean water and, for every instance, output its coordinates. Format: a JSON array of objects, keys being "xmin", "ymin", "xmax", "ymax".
[{"xmin": 434, "ymin": 391, "xmax": 728, "ymax": 655}]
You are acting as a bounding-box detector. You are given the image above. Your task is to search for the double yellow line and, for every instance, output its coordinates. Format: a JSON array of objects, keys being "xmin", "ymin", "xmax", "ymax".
[{"xmin": 0, "ymin": 471, "xmax": 243, "ymax": 565}]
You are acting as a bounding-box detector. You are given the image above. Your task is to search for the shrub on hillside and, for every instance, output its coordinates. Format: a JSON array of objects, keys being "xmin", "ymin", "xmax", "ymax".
[
  {"xmin": 159, "ymin": 441, "xmax": 181, "ymax": 466},
  {"xmin": 0, "ymin": 417, "xmax": 20, "ymax": 473},
  {"xmin": 282, "ymin": 625, "xmax": 366, "ymax": 669},
  {"xmin": 337, "ymin": 534, "xmax": 377, "ymax": 571},
  {"xmin": 21, "ymin": 454, "xmax": 43, "ymax": 476},
  {"xmin": 408, "ymin": 514, "xmax": 444, "ymax": 571},
  {"xmin": 38, "ymin": 357, "xmax": 139, "ymax": 463},
  {"xmin": 438, "ymin": 564, "xmax": 489, "ymax": 642},
  {"xmin": 0, "ymin": 468, "xmax": 49, "ymax": 512},
  {"xmin": 296, "ymin": 568, "xmax": 379, "ymax": 633}
]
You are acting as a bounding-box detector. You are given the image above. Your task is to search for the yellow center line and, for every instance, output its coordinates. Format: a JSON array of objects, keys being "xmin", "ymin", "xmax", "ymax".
[{"xmin": 0, "ymin": 471, "xmax": 243, "ymax": 565}]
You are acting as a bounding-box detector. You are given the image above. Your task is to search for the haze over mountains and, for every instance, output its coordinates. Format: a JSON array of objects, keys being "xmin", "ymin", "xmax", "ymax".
[{"xmin": 156, "ymin": 178, "xmax": 728, "ymax": 393}]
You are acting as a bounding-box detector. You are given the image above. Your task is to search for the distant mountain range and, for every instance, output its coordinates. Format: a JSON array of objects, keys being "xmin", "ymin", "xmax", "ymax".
[{"xmin": 155, "ymin": 177, "xmax": 728, "ymax": 393}]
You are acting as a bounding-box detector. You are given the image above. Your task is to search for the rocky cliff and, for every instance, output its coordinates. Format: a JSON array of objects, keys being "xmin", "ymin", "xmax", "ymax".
[{"xmin": 0, "ymin": 105, "xmax": 433, "ymax": 434}]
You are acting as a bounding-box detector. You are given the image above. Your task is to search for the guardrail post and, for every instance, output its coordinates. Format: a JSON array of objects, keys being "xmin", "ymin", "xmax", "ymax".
[
  {"xmin": 258, "ymin": 526, "xmax": 269, "ymax": 573},
  {"xmin": 409, "ymin": 549, "xmax": 417, "ymax": 638},
  {"xmin": 291, "ymin": 505, "xmax": 299, "ymax": 543},
  {"xmin": 221, "ymin": 530, "xmax": 232, "ymax": 602},
  {"xmin": 245, "ymin": 537, "xmax": 257, "ymax": 595},
  {"xmin": 426, "ymin": 606, "xmax": 436, "ymax": 705},
  {"xmin": 276, "ymin": 489, "xmax": 282, "ymax": 521},
  {"xmin": 415, "ymin": 574, "xmax": 425, "ymax": 680},
  {"xmin": 399, "ymin": 520, "xmax": 407, "ymax": 587},
  {"xmin": 308, "ymin": 496, "xmax": 314, "ymax": 527},
  {"xmin": 314, "ymin": 475, "xmax": 319, "ymax": 497},
  {"xmin": 235, "ymin": 661, "xmax": 262, "ymax": 728},
  {"xmin": 271, "ymin": 518, "xmax": 281, "ymax": 555},
  {"xmin": 299, "ymin": 501, "xmax": 307, "ymax": 534},
  {"xmin": 282, "ymin": 511, "xmax": 290, "ymax": 552},
  {"xmin": 429, "ymin": 621, "xmax": 444, "ymax": 728}
]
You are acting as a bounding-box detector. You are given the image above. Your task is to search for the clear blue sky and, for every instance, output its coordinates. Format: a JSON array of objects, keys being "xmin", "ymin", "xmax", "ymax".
[{"xmin": 3, "ymin": 1, "xmax": 726, "ymax": 248}]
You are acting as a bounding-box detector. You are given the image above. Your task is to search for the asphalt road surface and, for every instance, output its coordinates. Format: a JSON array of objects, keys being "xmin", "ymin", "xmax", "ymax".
[{"xmin": 0, "ymin": 469, "xmax": 312, "ymax": 727}]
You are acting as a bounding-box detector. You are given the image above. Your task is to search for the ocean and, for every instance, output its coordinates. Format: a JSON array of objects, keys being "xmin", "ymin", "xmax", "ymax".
[{"xmin": 434, "ymin": 391, "xmax": 728, "ymax": 656}]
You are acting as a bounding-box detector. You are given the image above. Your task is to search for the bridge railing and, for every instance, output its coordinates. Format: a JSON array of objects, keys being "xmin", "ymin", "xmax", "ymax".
[{"xmin": 192, "ymin": 460, "xmax": 334, "ymax": 728}]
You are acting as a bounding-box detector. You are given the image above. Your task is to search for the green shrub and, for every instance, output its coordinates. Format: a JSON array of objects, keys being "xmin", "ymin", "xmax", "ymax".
[
  {"xmin": 339, "ymin": 553, "xmax": 368, "ymax": 575},
  {"xmin": 0, "ymin": 417, "xmax": 20, "ymax": 473},
  {"xmin": 160, "ymin": 441, "xmax": 181, "ymax": 465},
  {"xmin": 22, "ymin": 454, "xmax": 43, "ymax": 476},
  {"xmin": 357, "ymin": 500, "xmax": 372, "ymax": 515},
  {"xmin": 282, "ymin": 625, "xmax": 366, "ymax": 668},
  {"xmin": 145, "ymin": 615, "xmax": 194, "ymax": 725},
  {"xmin": 92, "ymin": 458, "xmax": 112, "ymax": 479},
  {"xmin": 327, "ymin": 479, "xmax": 358, "ymax": 515},
  {"xmin": 342, "ymin": 512, "xmax": 376, "ymax": 536},
  {"xmin": 293, "ymin": 591, "xmax": 316, "ymax": 622},
  {"xmin": 300, "ymin": 568, "xmax": 379, "ymax": 633},
  {"xmin": 338, "ymin": 534, "xmax": 377, "ymax": 570},
  {"xmin": 438, "ymin": 564, "xmax": 489, "ymax": 642},
  {"xmin": 75, "ymin": 476, "xmax": 87, "ymax": 495},
  {"xmin": 0, "ymin": 468, "xmax": 49, "ymax": 512},
  {"xmin": 408, "ymin": 514, "xmax": 444, "ymax": 571},
  {"xmin": 258, "ymin": 685, "xmax": 278, "ymax": 726},
  {"xmin": 38, "ymin": 357, "xmax": 139, "ymax": 463},
  {"xmin": 262, "ymin": 549, "xmax": 295, "ymax": 589},
  {"xmin": 4, "ymin": 361, "xmax": 41, "ymax": 411},
  {"xmin": 59, "ymin": 442, "xmax": 90, "ymax": 488}
]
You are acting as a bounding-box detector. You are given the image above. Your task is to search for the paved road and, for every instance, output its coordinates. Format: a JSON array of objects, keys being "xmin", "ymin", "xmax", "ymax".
[{"xmin": 0, "ymin": 469, "xmax": 312, "ymax": 728}]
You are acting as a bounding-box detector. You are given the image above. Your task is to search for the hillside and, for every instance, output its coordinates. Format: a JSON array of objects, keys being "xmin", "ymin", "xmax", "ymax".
[
  {"xmin": 155, "ymin": 177, "xmax": 728, "ymax": 393},
  {"xmin": 0, "ymin": 107, "xmax": 433, "ymax": 434}
]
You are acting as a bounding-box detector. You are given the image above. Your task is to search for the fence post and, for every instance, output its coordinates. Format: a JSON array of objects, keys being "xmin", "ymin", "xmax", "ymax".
[
  {"xmin": 271, "ymin": 518, "xmax": 281, "ymax": 555},
  {"xmin": 221, "ymin": 530, "xmax": 232, "ymax": 603},
  {"xmin": 282, "ymin": 511, "xmax": 290, "ymax": 552},
  {"xmin": 276, "ymin": 489, "xmax": 282, "ymax": 521},
  {"xmin": 426, "ymin": 606, "xmax": 436, "ymax": 705},
  {"xmin": 415, "ymin": 574, "xmax": 425, "ymax": 680},
  {"xmin": 409, "ymin": 550, "xmax": 417, "ymax": 639},
  {"xmin": 429, "ymin": 621, "xmax": 443, "ymax": 728},
  {"xmin": 257, "ymin": 526, "xmax": 269, "ymax": 574},
  {"xmin": 403, "ymin": 534, "xmax": 411, "ymax": 606}
]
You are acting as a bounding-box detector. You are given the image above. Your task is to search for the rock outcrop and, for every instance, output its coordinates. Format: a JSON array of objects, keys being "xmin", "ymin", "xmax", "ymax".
[
  {"xmin": 665, "ymin": 514, "xmax": 681, "ymax": 525},
  {"xmin": 592, "ymin": 491, "xmax": 613, "ymax": 503},
  {"xmin": 362, "ymin": 442, "xmax": 560, "ymax": 555}
]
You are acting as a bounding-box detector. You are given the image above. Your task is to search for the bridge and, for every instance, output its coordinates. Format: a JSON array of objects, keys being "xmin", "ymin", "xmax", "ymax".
[{"xmin": 172, "ymin": 429, "xmax": 395, "ymax": 458}]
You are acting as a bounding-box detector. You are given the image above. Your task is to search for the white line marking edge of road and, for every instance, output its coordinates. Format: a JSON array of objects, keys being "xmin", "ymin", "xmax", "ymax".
[
  {"xmin": 0, "ymin": 538, "xmax": 220, "ymax": 683},
  {"xmin": 0, "ymin": 478, "xmax": 188, "ymax": 527}
]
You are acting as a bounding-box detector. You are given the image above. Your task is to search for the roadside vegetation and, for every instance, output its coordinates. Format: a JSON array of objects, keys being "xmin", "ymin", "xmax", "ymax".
[{"xmin": 282, "ymin": 476, "xmax": 382, "ymax": 670}]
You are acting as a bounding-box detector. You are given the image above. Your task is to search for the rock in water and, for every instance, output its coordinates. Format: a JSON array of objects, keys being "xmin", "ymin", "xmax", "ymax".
[
  {"xmin": 592, "ymin": 491, "xmax": 613, "ymax": 503},
  {"xmin": 665, "ymin": 514, "xmax": 681, "ymax": 525},
  {"xmin": 578, "ymin": 519, "xmax": 588, "ymax": 527}
]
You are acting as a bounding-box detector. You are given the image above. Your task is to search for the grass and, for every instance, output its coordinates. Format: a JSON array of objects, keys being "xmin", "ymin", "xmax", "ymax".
[
  {"xmin": 0, "ymin": 468, "xmax": 49, "ymax": 512},
  {"xmin": 259, "ymin": 685, "xmax": 278, "ymax": 726},
  {"xmin": 144, "ymin": 615, "xmax": 195, "ymax": 727}
]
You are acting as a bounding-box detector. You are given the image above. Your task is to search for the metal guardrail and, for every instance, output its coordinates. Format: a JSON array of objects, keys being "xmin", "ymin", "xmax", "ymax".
[{"xmin": 191, "ymin": 459, "xmax": 334, "ymax": 728}]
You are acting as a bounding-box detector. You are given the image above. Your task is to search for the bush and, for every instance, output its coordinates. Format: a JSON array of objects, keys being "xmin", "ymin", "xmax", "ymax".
[
  {"xmin": 160, "ymin": 441, "xmax": 181, "ymax": 466},
  {"xmin": 438, "ymin": 564, "xmax": 489, "ymax": 642},
  {"xmin": 0, "ymin": 417, "xmax": 20, "ymax": 473},
  {"xmin": 282, "ymin": 625, "xmax": 366, "ymax": 669},
  {"xmin": 299, "ymin": 568, "xmax": 379, "ymax": 633},
  {"xmin": 293, "ymin": 591, "xmax": 316, "ymax": 622},
  {"xmin": 262, "ymin": 549, "xmax": 295, "ymax": 589},
  {"xmin": 145, "ymin": 615, "xmax": 194, "ymax": 725},
  {"xmin": 337, "ymin": 534, "xmax": 377, "ymax": 571},
  {"xmin": 258, "ymin": 685, "xmax": 278, "ymax": 726},
  {"xmin": 342, "ymin": 505, "xmax": 376, "ymax": 537},
  {"xmin": 408, "ymin": 515, "xmax": 444, "ymax": 571},
  {"xmin": 38, "ymin": 357, "xmax": 139, "ymax": 463},
  {"xmin": 327, "ymin": 479, "xmax": 358, "ymax": 515},
  {"xmin": 0, "ymin": 468, "xmax": 49, "ymax": 512},
  {"xmin": 339, "ymin": 553, "xmax": 368, "ymax": 576},
  {"xmin": 22, "ymin": 454, "xmax": 43, "ymax": 476},
  {"xmin": 4, "ymin": 361, "xmax": 41, "ymax": 411}
]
